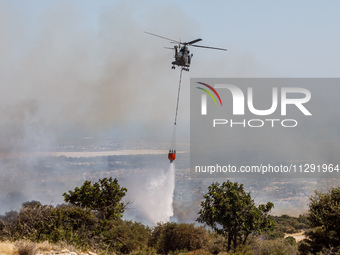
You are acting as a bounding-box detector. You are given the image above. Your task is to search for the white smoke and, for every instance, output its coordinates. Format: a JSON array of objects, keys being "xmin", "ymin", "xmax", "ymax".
[{"xmin": 0, "ymin": 1, "xmax": 191, "ymax": 213}]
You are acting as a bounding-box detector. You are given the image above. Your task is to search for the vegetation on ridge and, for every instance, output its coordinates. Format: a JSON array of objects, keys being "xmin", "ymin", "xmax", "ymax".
[{"xmin": 0, "ymin": 178, "xmax": 339, "ymax": 255}]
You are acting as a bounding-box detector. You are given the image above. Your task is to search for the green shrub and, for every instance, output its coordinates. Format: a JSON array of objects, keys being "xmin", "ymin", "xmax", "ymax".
[
  {"xmin": 206, "ymin": 232, "xmax": 226, "ymax": 254},
  {"xmin": 266, "ymin": 231, "xmax": 285, "ymax": 240},
  {"xmin": 127, "ymin": 246, "xmax": 158, "ymax": 255},
  {"xmin": 250, "ymin": 238, "xmax": 298, "ymax": 255},
  {"xmin": 301, "ymin": 187, "xmax": 340, "ymax": 254},
  {"xmin": 0, "ymin": 203, "xmax": 151, "ymax": 254},
  {"xmin": 151, "ymin": 222, "xmax": 210, "ymax": 254},
  {"xmin": 284, "ymin": 236, "xmax": 296, "ymax": 245},
  {"xmin": 12, "ymin": 204, "xmax": 55, "ymax": 241},
  {"xmin": 100, "ymin": 219, "xmax": 151, "ymax": 254},
  {"xmin": 268, "ymin": 214, "xmax": 309, "ymax": 239},
  {"xmin": 186, "ymin": 249, "xmax": 213, "ymax": 255}
]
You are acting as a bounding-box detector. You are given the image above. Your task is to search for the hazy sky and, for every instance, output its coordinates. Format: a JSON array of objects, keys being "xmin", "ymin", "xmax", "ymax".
[{"xmin": 1, "ymin": 0, "xmax": 340, "ymax": 146}]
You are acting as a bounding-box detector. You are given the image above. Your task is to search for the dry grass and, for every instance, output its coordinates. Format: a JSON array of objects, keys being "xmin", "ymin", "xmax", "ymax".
[
  {"xmin": 0, "ymin": 240, "xmax": 82, "ymax": 255},
  {"xmin": 14, "ymin": 241, "xmax": 38, "ymax": 255},
  {"xmin": 34, "ymin": 241, "xmax": 52, "ymax": 253},
  {"xmin": 0, "ymin": 241, "xmax": 15, "ymax": 255},
  {"xmin": 37, "ymin": 241, "xmax": 79, "ymax": 253}
]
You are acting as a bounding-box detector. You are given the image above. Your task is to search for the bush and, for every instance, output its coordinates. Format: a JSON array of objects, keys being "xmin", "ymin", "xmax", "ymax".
[
  {"xmin": 250, "ymin": 238, "xmax": 298, "ymax": 255},
  {"xmin": 186, "ymin": 249, "xmax": 213, "ymax": 255},
  {"xmin": 99, "ymin": 219, "xmax": 151, "ymax": 254},
  {"xmin": 302, "ymin": 187, "xmax": 340, "ymax": 254},
  {"xmin": 10, "ymin": 204, "xmax": 55, "ymax": 241},
  {"xmin": 150, "ymin": 222, "xmax": 210, "ymax": 254},
  {"xmin": 0, "ymin": 202, "xmax": 151, "ymax": 254},
  {"xmin": 5, "ymin": 203, "xmax": 100, "ymax": 250},
  {"xmin": 267, "ymin": 214, "xmax": 309, "ymax": 239},
  {"xmin": 284, "ymin": 236, "xmax": 296, "ymax": 245},
  {"xmin": 48, "ymin": 205, "xmax": 100, "ymax": 249},
  {"xmin": 298, "ymin": 227, "xmax": 340, "ymax": 255},
  {"xmin": 266, "ymin": 231, "xmax": 285, "ymax": 240},
  {"xmin": 127, "ymin": 246, "xmax": 158, "ymax": 255},
  {"xmin": 206, "ymin": 232, "xmax": 226, "ymax": 254}
]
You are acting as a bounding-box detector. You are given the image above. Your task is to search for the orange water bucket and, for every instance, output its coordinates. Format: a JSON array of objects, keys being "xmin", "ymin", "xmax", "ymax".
[{"xmin": 168, "ymin": 150, "xmax": 176, "ymax": 163}]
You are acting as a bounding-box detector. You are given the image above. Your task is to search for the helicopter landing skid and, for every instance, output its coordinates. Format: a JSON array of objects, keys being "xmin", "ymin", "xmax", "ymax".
[{"xmin": 172, "ymin": 66, "xmax": 189, "ymax": 71}]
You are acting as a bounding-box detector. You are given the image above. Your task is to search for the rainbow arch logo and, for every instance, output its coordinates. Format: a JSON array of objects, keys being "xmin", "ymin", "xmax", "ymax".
[{"xmin": 196, "ymin": 82, "xmax": 223, "ymax": 106}]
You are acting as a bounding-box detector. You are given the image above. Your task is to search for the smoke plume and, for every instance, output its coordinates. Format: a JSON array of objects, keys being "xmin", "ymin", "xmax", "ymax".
[{"xmin": 0, "ymin": 1, "xmax": 193, "ymax": 213}]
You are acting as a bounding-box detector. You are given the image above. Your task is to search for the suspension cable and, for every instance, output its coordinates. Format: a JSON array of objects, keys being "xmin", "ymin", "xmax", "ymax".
[
  {"xmin": 174, "ymin": 68, "xmax": 183, "ymax": 125},
  {"xmin": 169, "ymin": 68, "xmax": 184, "ymax": 153}
]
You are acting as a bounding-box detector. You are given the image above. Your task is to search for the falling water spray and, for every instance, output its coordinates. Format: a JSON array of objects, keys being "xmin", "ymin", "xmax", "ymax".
[{"xmin": 129, "ymin": 163, "xmax": 175, "ymax": 224}]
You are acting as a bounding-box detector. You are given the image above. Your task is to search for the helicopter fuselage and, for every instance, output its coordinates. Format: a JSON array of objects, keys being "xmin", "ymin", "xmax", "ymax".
[{"xmin": 172, "ymin": 45, "xmax": 192, "ymax": 71}]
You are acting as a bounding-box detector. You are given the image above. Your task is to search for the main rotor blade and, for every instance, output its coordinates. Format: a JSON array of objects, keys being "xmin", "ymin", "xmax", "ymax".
[
  {"xmin": 144, "ymin": 31, "xmax": 180, "ymax": 44},
  {"xmin": 164, "ymin": 47, "xmax": 175, "ymax": 50},
  {"xmin": 191, "ymin": 44, "xmax": 227, "ymax": 51},
  {"xmin": 186, "ymin": 38, "xmax": 202, "ymax": 45}
]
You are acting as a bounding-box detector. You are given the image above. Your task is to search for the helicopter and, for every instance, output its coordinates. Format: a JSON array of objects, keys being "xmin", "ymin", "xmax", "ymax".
[{"xmin": 145, "ymin": 32, "xmax": 227, "ymax": 71}]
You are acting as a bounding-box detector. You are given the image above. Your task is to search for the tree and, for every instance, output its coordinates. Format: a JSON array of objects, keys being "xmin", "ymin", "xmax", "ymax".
[
  {"xmin": 197, "ymin": 181, "xmax": 274, "ymax": 251},
  {"xmin": 63, "ymin": 177, "xmax": 128, "ymax": 220},
  {"xmin": 299, "ymin": 186, "xmax": 340, "ymax": 254}
]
